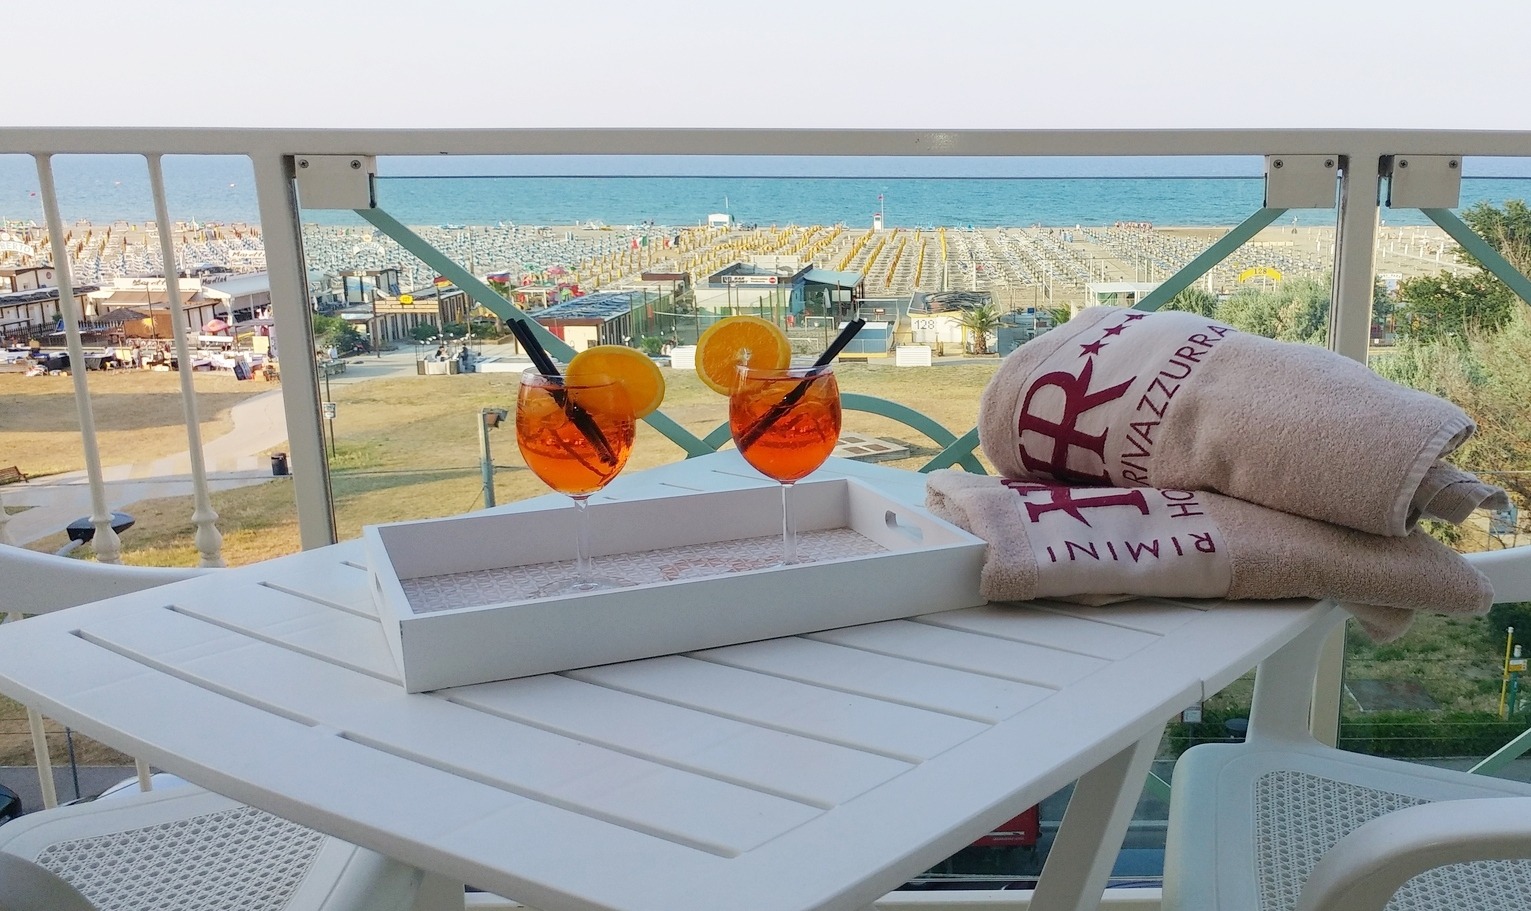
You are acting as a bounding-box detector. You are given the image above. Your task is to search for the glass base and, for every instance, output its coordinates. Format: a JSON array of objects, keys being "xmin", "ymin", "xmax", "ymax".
[{"xmin": 534, "ymin": 574, "xmax": 631, "ymax": 597}]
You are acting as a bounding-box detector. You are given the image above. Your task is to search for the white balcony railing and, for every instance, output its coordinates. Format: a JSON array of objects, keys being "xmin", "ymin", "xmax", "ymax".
[
  {"xmin": 4, "ymin": 127, "xmax": 1531, "ymax": 910},
  {"xmin": 4, "ymin": 126, "xmax": 1531, "ymax": 748}
]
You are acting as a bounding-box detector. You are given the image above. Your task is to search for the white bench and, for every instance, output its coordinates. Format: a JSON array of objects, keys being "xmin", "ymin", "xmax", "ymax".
[{"xmin": 668, "ymin": 345, "xmax": 697, "ymax": 369}]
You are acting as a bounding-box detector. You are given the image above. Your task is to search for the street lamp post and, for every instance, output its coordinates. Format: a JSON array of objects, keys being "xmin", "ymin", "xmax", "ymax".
[{"xmin": 479, "ymin": 408, "xmax": 508, "ymax": 508}]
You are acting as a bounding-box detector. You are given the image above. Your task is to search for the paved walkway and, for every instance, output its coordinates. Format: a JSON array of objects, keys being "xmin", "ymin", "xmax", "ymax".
[
  {"xmin": 0, "ymin": 341, "xmax": 978, "ymax": 548},
  {"xmin": 0, "ymin": 347, "xmax": 458, "ymax": 548}
]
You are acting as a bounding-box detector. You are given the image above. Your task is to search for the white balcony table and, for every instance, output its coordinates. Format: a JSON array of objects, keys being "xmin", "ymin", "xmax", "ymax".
[{"xmin": 0, "ymin": 452, "xmax": 1336, "ymax": 911}]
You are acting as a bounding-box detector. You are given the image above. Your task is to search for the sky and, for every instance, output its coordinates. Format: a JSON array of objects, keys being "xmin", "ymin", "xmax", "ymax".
[{"xmin": 5, "ymin": 0, "xmax": 1530, "ymax": 130}]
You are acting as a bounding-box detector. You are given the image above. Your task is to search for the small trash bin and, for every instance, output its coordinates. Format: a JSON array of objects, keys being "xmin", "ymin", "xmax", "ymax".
[{"xmin": 270, "ymin": 453, "xmax": 290, "ymax": 476}]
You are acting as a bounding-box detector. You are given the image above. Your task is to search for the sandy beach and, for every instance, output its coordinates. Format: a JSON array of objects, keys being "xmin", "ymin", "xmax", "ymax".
[{"xmin": 0, "ymin": 218, "xmax": 1469, "ymax": 310}]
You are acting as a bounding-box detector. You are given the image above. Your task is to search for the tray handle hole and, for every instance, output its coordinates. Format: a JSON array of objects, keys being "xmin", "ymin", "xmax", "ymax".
[{"xmin": 885, "ymin": 510, "xmax": 924, "ymax": 543}]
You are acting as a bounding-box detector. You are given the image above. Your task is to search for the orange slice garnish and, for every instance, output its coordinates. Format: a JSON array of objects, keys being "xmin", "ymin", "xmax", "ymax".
[
  {"xmin": 565, "ymin": 345, "xmax": 666, "ymax": 418},
  {"xmin": 694, "ymin": 316, "xmax": 791, "ymax": 395}
]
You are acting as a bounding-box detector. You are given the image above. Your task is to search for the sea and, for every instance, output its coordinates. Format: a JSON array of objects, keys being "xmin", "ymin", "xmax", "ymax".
[{"xmin": 3, "ymin": 153, "xmax": 1530, "ymax": 231}]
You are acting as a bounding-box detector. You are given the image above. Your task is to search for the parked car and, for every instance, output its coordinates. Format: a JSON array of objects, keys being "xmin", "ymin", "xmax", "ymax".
[{"xmin": 0, "ymin": 784, "xmax": 22, "ymax": 824}]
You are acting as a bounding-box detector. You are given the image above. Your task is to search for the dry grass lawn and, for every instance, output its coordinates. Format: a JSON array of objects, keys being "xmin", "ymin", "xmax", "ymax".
[
  {"xmin": 1, "ymin": 370, "xmax": 260, "ymax": 478},
  {"xmin": 9, "ymin": 361, "xmax": 1004, "ymax": 565}
]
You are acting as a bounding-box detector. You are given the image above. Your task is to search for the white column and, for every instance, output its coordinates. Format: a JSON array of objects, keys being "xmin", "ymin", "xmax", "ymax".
[
  {"xmin": 1313, "ymin": 149, "xmax": 1385, "ymax": 745},
  {"xmin": 147, "ymin": 155, "xmax": 224, "ymax": 567},
  {"xmin": 35, "ymin": 155, "xmax": 121, "ymax": 563},
  {"xmin": 1329, "ymin": 151, "xmax": 1382, "ymax": 361},
  {"xmin": 251, "ymin": 154, "xmax": 336, "ymax": 548}
]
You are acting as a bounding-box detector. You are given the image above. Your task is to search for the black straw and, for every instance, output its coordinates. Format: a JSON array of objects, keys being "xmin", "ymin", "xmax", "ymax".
[
  {"xmin": 510, "ymin": 319, "xmax": 562, "ymax": 378},
  {"xmin": 813, "ymin": 317, "xmax": 867, "ymax": 369},
  {"xmin": 736, "ymin": 318, "xmax": 865, "ymax": 454},
  {"xmin": 510, "ymin": 319, "xmax": 617, "ymax": 464}
]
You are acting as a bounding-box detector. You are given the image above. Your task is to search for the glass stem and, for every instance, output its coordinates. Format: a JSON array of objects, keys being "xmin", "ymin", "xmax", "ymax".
[
  {"xmin": 780, "ymin": 481, "xmax": 798, "ymax": 565},
  {"xmin": 572, "ymin": 495, "xmax": 594, "ymax": 583}
]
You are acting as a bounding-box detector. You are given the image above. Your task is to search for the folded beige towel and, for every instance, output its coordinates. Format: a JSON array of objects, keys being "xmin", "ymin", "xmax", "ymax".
[
  {"xmin": 925, "ymin": 470, "xmax": 1494, "ymax": 642},
  {"xmin": 978, "ymin": 306, "xmax": 1504, "ymax": 537},
  {"xmin": 1413, "ymin": 461, "xmax": 1512, "ymax": 526}
]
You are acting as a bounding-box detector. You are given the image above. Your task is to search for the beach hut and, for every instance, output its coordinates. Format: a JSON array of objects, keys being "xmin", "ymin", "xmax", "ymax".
[
  {"xmin": 1083, "ymin": 281, "xmax": 1161, "ymax": 314},
  {"xmin": 795, "ymin": 267, "xmax": 864, "ymax": 323},
  {"xmin": 532, "ymin": 291, "xmax": 648, "ymax": 351}
]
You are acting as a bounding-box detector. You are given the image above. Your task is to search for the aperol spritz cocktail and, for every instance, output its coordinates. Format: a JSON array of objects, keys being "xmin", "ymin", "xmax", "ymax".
[
  {"xmin": 516, "ymin": 370, "xmax": 636, "ymax": 591},
  {"xmin": 729, "ymin": 364, "xmax": 841, "ymax": 565}
]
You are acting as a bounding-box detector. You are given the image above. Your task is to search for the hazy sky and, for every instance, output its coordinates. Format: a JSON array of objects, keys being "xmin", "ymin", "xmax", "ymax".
[{"xmin": 6, "ymin": 0, "xmax": 1529, "ymax": 130}]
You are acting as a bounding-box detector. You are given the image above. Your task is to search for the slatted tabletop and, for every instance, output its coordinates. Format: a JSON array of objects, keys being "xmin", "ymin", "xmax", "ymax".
[{"xmin": 0, "ymin": 453, "xmax": 1333, "ymax": 911}]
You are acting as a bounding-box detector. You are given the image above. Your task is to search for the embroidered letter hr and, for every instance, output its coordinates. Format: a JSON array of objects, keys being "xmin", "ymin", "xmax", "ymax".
[
  {"xmin": 1002, "ymin": 481, "xmax": 1151, "ymax": 527},
  {"xmin": 1015, "ymin": 359, "xmax": 1136, "ymax": 483}
]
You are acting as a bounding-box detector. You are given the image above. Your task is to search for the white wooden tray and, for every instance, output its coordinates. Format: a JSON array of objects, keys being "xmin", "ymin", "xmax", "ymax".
[{"xmin": 362, "ymin": 478, "xmax": 986, "ymax": 691}]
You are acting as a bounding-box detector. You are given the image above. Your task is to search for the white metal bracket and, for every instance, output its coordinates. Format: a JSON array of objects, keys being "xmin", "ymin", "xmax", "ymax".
[
  {"xmin": 1385, "ymin": 155, "xmax": 1462, "ymax": 209},
  {"xmin": 293, "ymin": 155, "xmax": 377, "ymax": 210},
  {"xmin": 1264, "ymin": 155, "xmax": 1339, "ymax": 209}
]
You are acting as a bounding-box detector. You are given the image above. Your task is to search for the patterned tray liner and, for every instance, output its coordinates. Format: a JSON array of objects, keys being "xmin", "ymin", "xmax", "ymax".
[{"xmin": 400, "ymin": 527, "xmax": 885, "ymax": 614}]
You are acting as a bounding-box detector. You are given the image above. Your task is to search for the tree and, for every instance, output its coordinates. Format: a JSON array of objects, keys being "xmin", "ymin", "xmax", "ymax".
[
  {"xmin": 1374, "ymin": 307, "xmax": 1531, "ymax": 508},
  {"xmin": 1462, "ymin": 199, "xmax": 1531, "ymax": 275},
  {"xmin": 1394, "ymin": 200, "xmax": 1531, "ymax": 343},
  {"xmin": 1162, "ymin": 286, "xmax": 1218, "ymax": 318},
  {"xmin": 1395, "ymin": 271, "xmax": 1514, "ymax": 344},
  {"xmin": 311, "ymin": 314, "xmax": 367, "ymax": 355},
  {"xmin": 955, "ymin": 303, "xmax": 1001, "ymax": 355},
  {"xmin": 1213, "ymin": 276, "xmax": 1330, "ymax": 344}
]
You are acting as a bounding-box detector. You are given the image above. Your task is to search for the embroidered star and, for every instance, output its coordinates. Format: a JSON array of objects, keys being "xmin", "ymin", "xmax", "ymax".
[
  {"xmin": 1123, "ymin": 312, "xmax": 1146, "ymax": 321},
  {"xmin": 1079, "ymin": 340, "xmax": 1107, "ymax": 357},
  {"xmin": 1102, "ymin": 323, "xmax": 1129, "ymax": 337}
]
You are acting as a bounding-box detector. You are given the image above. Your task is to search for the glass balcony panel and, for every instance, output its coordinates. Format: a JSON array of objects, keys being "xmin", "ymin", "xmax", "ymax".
[
  {"xmin": 295, "ymin": 155, "xmax": 1349, "ymax": 541},
  {"xmin": 1336, "ymin": 162, "xmax": 1531, "ymax": 777},
  {"xmin": 0, "ymin": 152, "xmax": 301, "ymax": 566}
]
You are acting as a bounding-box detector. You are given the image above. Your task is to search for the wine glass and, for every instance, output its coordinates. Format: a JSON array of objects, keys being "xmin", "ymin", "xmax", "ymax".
[
  {"xmin": 729, "ymin": 364, "xmax": 842, "ymax": 566},
  {"xmin": 516, "ymin": 370, "xmax": 636, "ymax": 593}
]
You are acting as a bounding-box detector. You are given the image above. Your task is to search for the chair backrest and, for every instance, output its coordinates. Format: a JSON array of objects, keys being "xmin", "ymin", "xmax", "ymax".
[{"xmin": 0, "ymin": 544, "xmax": 208, "ymax": 616}]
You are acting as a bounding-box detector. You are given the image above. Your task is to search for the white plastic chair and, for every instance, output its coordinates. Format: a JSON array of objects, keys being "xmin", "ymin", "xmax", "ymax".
[
  {"xmin": 1163, "ymin": 546, "xmax": 1531, "ymax": 911},
  {"xmin": 0, "ymin": 544, "xmax": 460, "ymax": 911},
  {"xmin": 0, "ymin": 786, "xmax": 427, "ymax": 911},
  {"xmin": 0, "ymin": 853, "xmax": 97, "ymax": 911},
  {"xmin": 0, "ymin": 543, "xmax": 208, "ymax": 808}
]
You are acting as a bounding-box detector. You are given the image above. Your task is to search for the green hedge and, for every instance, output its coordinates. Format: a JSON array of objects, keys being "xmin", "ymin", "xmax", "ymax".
[
  {"xmin": 1164, "ymin": 709, "xmax": 1528, "ymax": 760},
  {"xmin": 1337, "ymin": 710, "xmax": 1525, "ymax": 759}
]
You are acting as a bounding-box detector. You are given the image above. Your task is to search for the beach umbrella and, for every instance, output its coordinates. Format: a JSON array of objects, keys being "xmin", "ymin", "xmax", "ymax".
[{"xmin": 202, "ymin": 318, "xmax": 230, "ymax": 334}]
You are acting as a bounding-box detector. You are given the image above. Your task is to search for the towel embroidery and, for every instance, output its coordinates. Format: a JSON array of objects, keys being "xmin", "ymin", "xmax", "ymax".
[
  {"xmin": 996, "ymin": 480, "xmax": 1230, "ymax": 600},
  {"xmin": 1010, "ymin": 311, "xmax": 1235, "ymax": 486}
]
